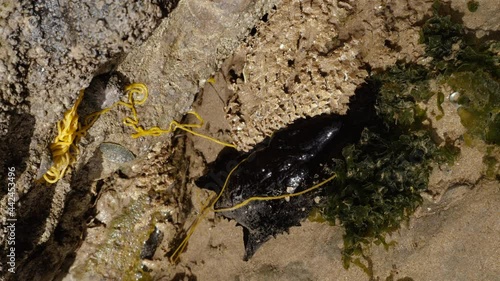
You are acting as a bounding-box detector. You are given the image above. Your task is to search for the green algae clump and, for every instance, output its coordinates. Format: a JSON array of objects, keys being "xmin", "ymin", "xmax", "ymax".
[
  {"xmin": 323, "ymin": 1, "xmax": 499, "ymax": 270},
  {"xmin": 420, "ymin": 0, "xmax": 500, "ymax": 145},
  {"xmin": 324, "ymin": 128, "xmax": 435, "ymax": 269},
  {"xmin": 446, "ymin": 70, "xmax": 500, "ymax": 145},
  {"xmin": 467, "ymin": 0, "xmax": 479, "ymax": 12}
]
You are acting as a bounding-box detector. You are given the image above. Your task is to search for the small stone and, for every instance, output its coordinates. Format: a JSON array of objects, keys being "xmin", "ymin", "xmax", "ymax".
[{"xmin": 99, "ymin": 142, "xmax": 135, "ymax": 163}]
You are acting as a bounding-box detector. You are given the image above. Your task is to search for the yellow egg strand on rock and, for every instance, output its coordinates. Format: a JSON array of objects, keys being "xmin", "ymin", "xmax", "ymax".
[
  {"xmin": 42, "ymin": 83, "xmax": 236, "ymax": 184},
  {"xmin": 42, "ymin": 90, "xmax": 85, "ymax": 184}
]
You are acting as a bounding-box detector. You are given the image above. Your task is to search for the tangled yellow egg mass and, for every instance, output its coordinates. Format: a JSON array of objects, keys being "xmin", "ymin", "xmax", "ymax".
[{"xmin": 42, "ymin": 83, "xmax": 235, "ymax": 184}]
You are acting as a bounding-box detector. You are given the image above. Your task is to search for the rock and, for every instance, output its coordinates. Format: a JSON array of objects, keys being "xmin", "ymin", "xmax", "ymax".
[
  {"xmin": 0, "ymin": 0, "xmax": 171, "ymax": 185},
  {"xmin": 99, "ymin": 142, "xmax": 135, "ymax": 164},
  {"xmin": 0, "ymin": 0, "xmax": 281, "ymax": 280},
  {"xmin": 0, "ymin": 1, "xmax": 173, "ymax": 280}
]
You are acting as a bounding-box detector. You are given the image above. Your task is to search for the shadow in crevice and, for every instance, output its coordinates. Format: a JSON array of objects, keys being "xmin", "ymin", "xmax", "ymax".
[
  {"xmin": 159, "ymin": 0, "xmax": 181, "ymax": 18},
  {"xmin": 13, "ymin": 149, "xmax": 103, "ymax": 281},
  {"xmin": 78, "ymin": 71, "xmax": 130, "ymax": 118},
  {"xmin": 0, "ymin": 111, "xmax": 35, "ymax": 196},
  {"xmin": 172, "ymin": 272, "xmax": 198, "ymax": 281}
]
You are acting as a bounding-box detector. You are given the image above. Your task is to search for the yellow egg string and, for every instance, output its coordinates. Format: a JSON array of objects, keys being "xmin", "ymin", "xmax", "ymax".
[
  {"xmin": 169, "ymin": 155, "xmax": 337, "ymax": 263},
  {"xmin": 42, "ymin": 90, "xmax": 85, "ymax": 183},
  {"xmin": 83, "ymin": 83, "xmax": 237, "ymax": 146},
  {"xmin": 169, "ymin": 158, "xmax": 246, "ymax": 262},
  {"xmin": 213, "ymin": 174, "xmax": 337, "ymax": 213},
  {"xmin": 42, "ymin": 83, "xmax": 236, "ymax": 184}
]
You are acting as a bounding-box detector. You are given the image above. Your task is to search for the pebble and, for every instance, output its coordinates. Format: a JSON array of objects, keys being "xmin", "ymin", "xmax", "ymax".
[{"xmin": 99, "ymin": 142, "xmax": 135, "ymax": 163}]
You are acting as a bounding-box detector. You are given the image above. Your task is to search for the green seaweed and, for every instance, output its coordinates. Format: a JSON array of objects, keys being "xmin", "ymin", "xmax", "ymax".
[
  {"xmin": 420, "ymin": 2, "xmax": 464, "ymax": 62},
  {"xmin": 322, "ymin": 62, "xmax": 444, "ymax": 269},
  {"xmin": 321, "ymin": 0, "xmax": 498, "ymax": 273},
  {"xmin": 483, "ymin": 155, "xmax": 499, "ymax": 179},
  {"xmin": 321, "ymin": 65, "xmax": 469, "ymax": 269},
  {"xmin": 320, "ymin": 57, "xmax": 461, "ymax": 268},
  {"xmin": 446, "ymin": 70, "xmax": 500, "ymax": 145},
  {"xmin": 421, "ymin": 2, "xmax": 500, "ymax": 77},
  {"xmin": 324, "ymin": 128, "xmax": 435, "ymax": 268},
  {"xmin": 467, "ymin": 0, "xmax": 479, "ymax": 12},
  {"xmin": 483, "ymin": 146, "xmax": 500, "ymax": 180},
  {"xmin": 374, "ymin": 63, "xmax": 433, "ymax": 129},
  {"xmin": 434, "ymin": 141, "xmax": 461, "ymax": 164},
  {"xmin": 421, "ymin": 1, "xmax": 500, "ymax": 144}
]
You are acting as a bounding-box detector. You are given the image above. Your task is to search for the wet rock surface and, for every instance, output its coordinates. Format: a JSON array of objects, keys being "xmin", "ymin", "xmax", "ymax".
[{"xmin": 1, "ymin": 1, "xmax": 172, "ymax": 279}]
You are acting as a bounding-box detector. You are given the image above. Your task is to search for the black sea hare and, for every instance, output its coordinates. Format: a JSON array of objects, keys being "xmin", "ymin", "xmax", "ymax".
[{"xmin": 197, "ymin": 91, "xmax": 375, "ymax": 260}]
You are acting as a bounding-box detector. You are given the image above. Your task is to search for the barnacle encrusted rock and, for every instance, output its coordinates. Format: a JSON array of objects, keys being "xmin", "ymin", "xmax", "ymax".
[
  {"xmin": 225, "ymin": 1, "xmax": 367, "ymax": 150},
  {"xmin": 222, "ymin": 0, "xmax": 430, "ymax": 150}
]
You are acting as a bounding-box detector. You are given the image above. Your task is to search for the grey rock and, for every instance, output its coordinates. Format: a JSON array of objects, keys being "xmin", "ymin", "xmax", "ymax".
[
  {"xmin": 0, "ymin": 0, "xmax": 174, "ymax": 185},
  {"xmin": 0, "ymin": 1, "xmax": 175, "ymax": 280},
  {"xmin": 99, "ymin": 142, "xmax": 135, "ymax": 163}
]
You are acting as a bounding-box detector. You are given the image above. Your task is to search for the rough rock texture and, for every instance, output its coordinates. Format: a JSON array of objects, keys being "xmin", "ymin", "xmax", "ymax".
[
  {"xmin": 0, "ymin": 0, "xmax": 171, "ymax": 188},
  {"xmin": 450, "ymin": 0, "xmax": 500, "ymax": 33},
  {"xmin": 61, "ymin": 143, "xmax": 187, "ymax": 281},
  {"xmin": 0, "ymin": 0, "xmax": 281, "ymax": 280},
  {"xmin": 0, "ymin": 1, "xmax": 173, "ymax": 280},
  {"xmin": 116, "ymin": 0, "xmax": 282, "ymax": 152},
  {"xmin": 222, "ymin": 0, "xmax": 430, "ymax": 149}
]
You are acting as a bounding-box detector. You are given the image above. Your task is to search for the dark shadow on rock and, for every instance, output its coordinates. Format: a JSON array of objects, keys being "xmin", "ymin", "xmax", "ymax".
[
  {"xmin": 13, "ymin": 182, "xmax": 56, "ymax": 257},
  {"xmin": 159, "ymin": 0, "xmax": 181, "ymax": 18},
  {"xmin": 0, "ymin": 112, "xmax": 35, "ymax": 197},
  {"xmin": 172, "ymin": 272, "xmax": 198, "ymax": 281},
  {"xmin": 79, "ymin": 72, "xmax": 131, "ymax": 117},
  {"xmin": 12, "ymin": 149, "xmax": 103, "ymax": 281}
]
